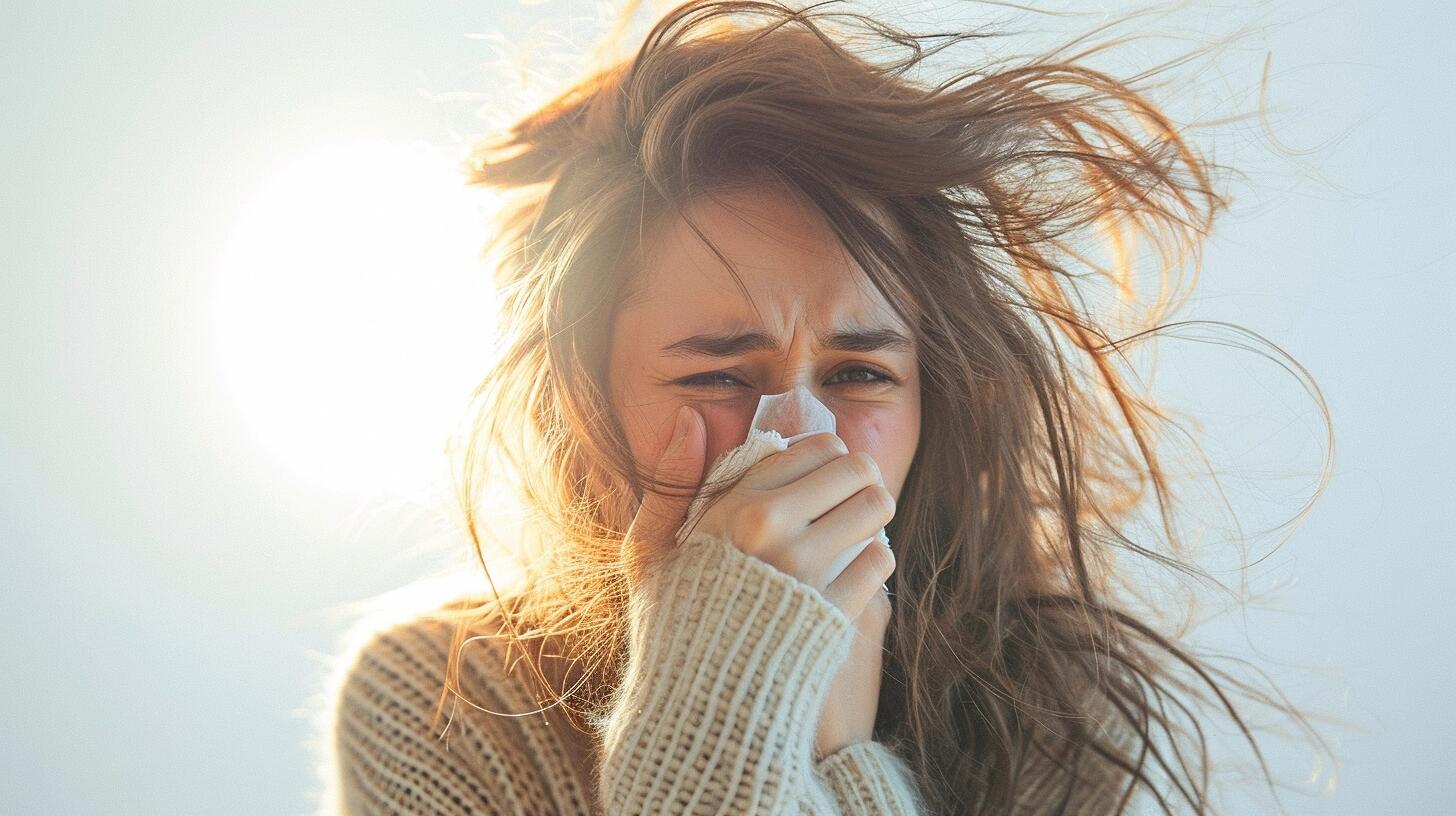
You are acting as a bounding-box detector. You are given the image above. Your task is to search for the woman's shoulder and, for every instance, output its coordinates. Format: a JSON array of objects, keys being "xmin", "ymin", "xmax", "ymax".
[
  {"xmin": 329, "ymin": 594, "xmax": 600, "ymax": 815},
  {"xmin": 335, "ymin": 595, "xmax": 503, "ymax": 713},
  {"xmin": 334, "ymin": 592, "xmax": 586, "ymax": 742},
  {"xmin": 339, "ymin": 591, "xmax": 595, "ymax": 694}
]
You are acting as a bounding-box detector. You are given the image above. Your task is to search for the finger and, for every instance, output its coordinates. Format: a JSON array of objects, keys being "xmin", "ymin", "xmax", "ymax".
[
  {"xmin": 779, "ymin": 450, "xmax": 885, "ymax": 524},
  {"xmin": 859, "ymin": 582, "xmax": 893, "ymax": 634},
  {"xmin": 822, "ymin": 538, "xmax": 896, "ymax": 622},
  {"xmin": 742, "ymin": 431, "xmax": 849, "ymax": 490},
  {"xmin": 844, "ymin": 586, "xmax": 892, "ymax": 666},
  {"xmin": 799, "ymin": 484, "xmax": 895, "ymax": 583},
  {"xmin": 626, "ymin": 406, "xmax": 705, "ymax": 567}
]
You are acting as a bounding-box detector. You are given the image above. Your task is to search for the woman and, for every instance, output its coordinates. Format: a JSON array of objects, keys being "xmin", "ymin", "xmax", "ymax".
[{"xmin": 324, "ymin": 1, "xmax": 1334, "ymax": 813}]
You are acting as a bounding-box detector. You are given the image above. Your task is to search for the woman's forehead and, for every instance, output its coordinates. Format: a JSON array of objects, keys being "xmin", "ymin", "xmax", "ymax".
[
  {"xmin": 622, "ymin": 258, "xmax": 908, "ymax": 344},
  {"xmin": 622, "ymin": 185, "xmax": 909, "ymax": 333},
  {"xmin": 618, "ymin": 284, "xmax": 916, "ymax": 363}
]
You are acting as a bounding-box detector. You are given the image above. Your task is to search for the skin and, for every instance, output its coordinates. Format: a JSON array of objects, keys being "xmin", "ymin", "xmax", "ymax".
[
  {"xmin": 501, "ymin": 183, "xmax": 922, "ymax": 791},
  {"xmin": 605, "ymin": 182, "xmax": 922, "ymax": 760},
  {"xmin": 607, "ymin": 184, "xmax": 922, "ymax": 507}
]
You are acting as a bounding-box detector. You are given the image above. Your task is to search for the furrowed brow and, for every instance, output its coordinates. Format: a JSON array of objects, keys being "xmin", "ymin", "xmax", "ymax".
[
  {"xmin": 660, "ymin": 326, "xmax": 912, "ymax": 358},
  {"xmin": 821, "ymin": 327, "xmax": 913, "ymax": 354}
]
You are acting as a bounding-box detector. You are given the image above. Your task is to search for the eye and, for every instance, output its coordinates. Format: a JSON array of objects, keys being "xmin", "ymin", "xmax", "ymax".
[
  {"xmin": 674, "ymin": 371, "xmax": 748, "ymax": 389},
  {"xmin": 673, "ymin": 365, "xmax": 897, "ymax": 390},
  {"xmin": 828, "ymin": 365, "xmax": 897, "ymax": 386}
]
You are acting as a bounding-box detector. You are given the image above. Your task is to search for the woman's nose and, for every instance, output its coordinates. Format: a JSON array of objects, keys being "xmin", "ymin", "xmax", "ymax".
[
  {"xmin": 765, "ymin": 366, "xmax": 824, "ymax": 401},
  {"xmin": 750, "ymin": 383, "xmax": 837, "ymax": 439}
]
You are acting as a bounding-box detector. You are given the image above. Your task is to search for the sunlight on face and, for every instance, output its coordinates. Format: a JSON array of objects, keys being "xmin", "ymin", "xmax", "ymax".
[
  {"xmin": 608, "ymin": 184, "xmax": 922, "ymax": 502},
  {"xmin": 213, "ymin": 141, "xmax": 502, "ymax": 494}
]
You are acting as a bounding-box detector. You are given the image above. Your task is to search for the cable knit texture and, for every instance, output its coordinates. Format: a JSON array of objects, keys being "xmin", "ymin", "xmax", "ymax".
[
  {"xmin": 593, "ymin": 531, "xmax": 925, "ymax": 814},
  {"xmin": 330, "ymin": 435, "xmax": 1135, "ymax": 815},
  {"xmin": 328, "ymin": 525, "xmax": 1138, "ymax": 814},
  {"xmin": 328, "ymin": 531, "xmax": 931, "ymax": 815}
]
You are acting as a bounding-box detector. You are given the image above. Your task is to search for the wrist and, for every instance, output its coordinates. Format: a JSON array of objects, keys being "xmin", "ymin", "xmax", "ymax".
[{"xmin": 813, "ymin": 721, "xmax": 870, "ymax": 761}]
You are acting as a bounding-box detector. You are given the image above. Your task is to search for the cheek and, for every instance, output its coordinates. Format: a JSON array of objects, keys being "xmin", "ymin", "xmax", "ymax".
[
  {"xmin": 691, "ymin": 399, "xmax": 756, "ymax": 469},
  {"xmin": 839, "ymin": 415, "xmax": 886, "ymax": 460},
  {"xmin": 837, "ymin": 409, "xmax": 919, "ymax": 490},
  {"xmin": 637, "ymin": 397, "xmax": 757, "ymax": 474}
]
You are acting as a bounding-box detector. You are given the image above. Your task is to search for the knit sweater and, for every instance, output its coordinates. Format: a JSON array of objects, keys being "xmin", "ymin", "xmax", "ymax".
[{"xmin": 330, "ymin": 528, "xmax": 1133, "ymax": 814}]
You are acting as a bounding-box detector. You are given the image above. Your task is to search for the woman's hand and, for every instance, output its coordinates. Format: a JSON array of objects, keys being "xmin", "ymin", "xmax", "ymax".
[
  {"xmin": 626, "ymin": 404, "xmax": 897, "ymax": 755},
  {"xmin": 687, "ymin": 423, "xmax": 896, "ymax": 756},
  {"xmin": 687, "ymin": 426, "xmax": 898, "ymax": 624},
  {"xmin": 629, "ymin": 405, "xmax": 897, "ymax": 623}
]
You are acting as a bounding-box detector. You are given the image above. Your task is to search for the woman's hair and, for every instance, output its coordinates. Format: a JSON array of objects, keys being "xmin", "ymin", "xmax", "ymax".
[{"xmin": 429, "ymin": 1, "xmax": 1338, "ymax": 813}]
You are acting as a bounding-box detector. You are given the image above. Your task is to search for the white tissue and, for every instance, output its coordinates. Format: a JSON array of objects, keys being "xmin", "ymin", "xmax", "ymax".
[{"xmin": 676, "ymin": 385, "xmax": 891, "ymax": 591}]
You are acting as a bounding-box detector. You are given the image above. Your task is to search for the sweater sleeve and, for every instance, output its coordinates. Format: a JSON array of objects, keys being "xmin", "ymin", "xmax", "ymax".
[
  {"xmin": 594, "ymin": 531, "xmax": 928, "ymax": 815},
  {"xmin": 815, "ymin": 740, "xmax": 930, "ymax": 814}
]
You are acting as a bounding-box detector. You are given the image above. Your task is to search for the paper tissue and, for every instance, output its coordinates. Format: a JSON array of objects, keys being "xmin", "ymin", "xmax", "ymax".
[{"xmin": 676, "ymin": 385, "xmax": 892, "ymax": 590}]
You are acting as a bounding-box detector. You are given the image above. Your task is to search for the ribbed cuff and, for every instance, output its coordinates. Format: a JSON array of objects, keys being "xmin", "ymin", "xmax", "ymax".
[
  {"xmin": 599, "ymin": 532, "xmax": 856, "ymax": 813},
  {"xmin": 815, "ymin": 740, "xmax": 927, "ymax": 815}
]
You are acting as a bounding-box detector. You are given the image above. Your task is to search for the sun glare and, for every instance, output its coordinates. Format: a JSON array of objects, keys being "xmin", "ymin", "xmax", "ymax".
[{"xmin": 213, "ymin": 140, "xmax": 501, "ymax": 495}]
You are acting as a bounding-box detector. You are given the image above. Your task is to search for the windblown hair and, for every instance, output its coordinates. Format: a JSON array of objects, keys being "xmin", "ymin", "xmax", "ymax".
[{"xmin": 431, "ymin": 1, "xmax": 1337, "ymax": 813}]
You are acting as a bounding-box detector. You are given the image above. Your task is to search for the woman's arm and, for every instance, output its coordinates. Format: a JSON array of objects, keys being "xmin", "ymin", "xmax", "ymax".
[
  {"xmin": 332, "ymin": 429, "xmax": 924, "ymax": 814},
  {"xmin": 595, "ymin": 532, "xmax": 928, "ymax": 815}
]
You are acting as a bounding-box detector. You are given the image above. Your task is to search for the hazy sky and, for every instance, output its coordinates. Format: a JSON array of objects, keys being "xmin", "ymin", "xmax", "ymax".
[{"xmin": 3, "ymin": 1, "xmax": 1452, "ymax": 813}]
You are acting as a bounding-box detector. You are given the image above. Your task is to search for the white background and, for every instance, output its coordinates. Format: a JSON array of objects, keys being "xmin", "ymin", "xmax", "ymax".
[{"xmin": 3, "ymin": 1, "xmax": 1451, "ymax": 813}]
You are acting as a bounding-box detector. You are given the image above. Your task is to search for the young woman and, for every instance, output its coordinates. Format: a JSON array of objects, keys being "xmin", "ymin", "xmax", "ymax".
[{"xmin": 324, "ymin": 1, "xmax": 1334, "ymax": 813}]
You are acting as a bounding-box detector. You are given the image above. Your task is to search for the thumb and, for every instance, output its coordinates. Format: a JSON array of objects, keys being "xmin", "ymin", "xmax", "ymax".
[{"xmin": 626, "ymin": 405, "xmax": 705, "ymax": 575}]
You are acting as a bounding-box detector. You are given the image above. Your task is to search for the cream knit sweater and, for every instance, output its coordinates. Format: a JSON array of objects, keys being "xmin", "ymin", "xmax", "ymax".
[{"xmin": 330, "ymin": 528, "xmax": 1132, "ymax": 814}]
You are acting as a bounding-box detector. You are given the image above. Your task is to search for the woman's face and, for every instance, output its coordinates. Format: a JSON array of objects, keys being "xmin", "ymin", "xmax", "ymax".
[{"xmin": 607, "ymin": 184, "xmax": 921, "ymax": 502}]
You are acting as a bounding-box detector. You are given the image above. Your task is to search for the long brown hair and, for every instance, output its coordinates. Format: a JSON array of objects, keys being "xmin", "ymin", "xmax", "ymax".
[{"xmin": 429, "ymin": 1, "xmax": 1339, "ymax": 813}]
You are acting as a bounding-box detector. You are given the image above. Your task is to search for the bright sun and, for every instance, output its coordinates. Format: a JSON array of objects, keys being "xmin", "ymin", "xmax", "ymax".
[{"xmin": 213, "ymin": 140, "xmax": 502, "ymax": 495}]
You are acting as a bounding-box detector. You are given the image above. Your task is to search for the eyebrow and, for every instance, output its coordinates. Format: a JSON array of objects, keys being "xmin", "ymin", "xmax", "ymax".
[{"xmin": 660, "ymin": 325, "xmax": 914, "ymax": 358}]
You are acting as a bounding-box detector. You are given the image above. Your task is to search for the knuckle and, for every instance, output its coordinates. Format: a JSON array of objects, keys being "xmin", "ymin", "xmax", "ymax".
[
  {"xmin": 865, "ymin": 484, "xmax": 895, "ymax": 520},
  {"xmin": 848, "ymin": 451, "xmax": 882, "ymax": 484},
  {"xmin": 817, "ymin": 432, "xmax": 849, "ymax": 456},
  {"xmin": 739, "ymin": 498, "xmax": 780, "ymax": 538},
  {"xmin": 869, "ymin": 541, "xmax": 896, "ymax": 579}
]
